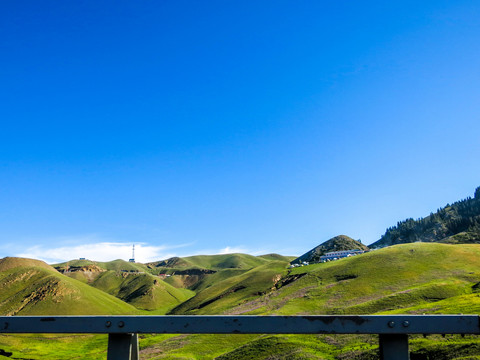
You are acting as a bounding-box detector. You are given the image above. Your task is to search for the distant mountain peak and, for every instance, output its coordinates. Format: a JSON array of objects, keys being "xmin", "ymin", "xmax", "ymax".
[{"xmin": 291, "ymin": 235, "xmax": 368, "ymax": 264}]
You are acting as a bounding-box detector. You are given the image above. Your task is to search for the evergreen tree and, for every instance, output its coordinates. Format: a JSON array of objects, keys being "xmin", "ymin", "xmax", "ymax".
[{"xmin": 371, "ymin": 186, "xmax": 480, "ymax": 247}]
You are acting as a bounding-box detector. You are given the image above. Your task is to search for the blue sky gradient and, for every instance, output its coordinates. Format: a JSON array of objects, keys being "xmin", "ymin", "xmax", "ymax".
[{"xmin": 1, "ymin": 1, "xmax": 479, "ymax": 262}]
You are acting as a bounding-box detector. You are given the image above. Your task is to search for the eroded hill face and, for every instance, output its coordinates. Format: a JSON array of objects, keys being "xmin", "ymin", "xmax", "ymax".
[{"xmin": 0, "ymin": 257, "xmax": 137, "ymax": 315}]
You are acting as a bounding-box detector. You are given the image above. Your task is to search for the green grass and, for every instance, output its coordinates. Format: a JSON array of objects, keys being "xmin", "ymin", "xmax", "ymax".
[
  {"xmin": 169, "ymin": 260, "xmax": 290, "ymax": 315},
  {"xmin": 0, "ymin": 334, "xmax": 108, "ymax": 360},
  {"xmin": 150, "ymin": 253, "xmax": 272, "ymax": 271},
  {"xmin": 440, "ymin": 231, "xmax": 480, "ymax": 244},
  {"xmin": 54, "ymin": 259, "xmax": 151, "ymax": 273},
  {"xmin": 381, "ymin": 292, "xmax": 480, "ymax": 315},
  {"xmin": 189, "ymin": 269, "xmax": 249, "ymax": 291},
  {"xmin": 238, "ymin": 243, "xmax": 480, "ymax": 315},
  {"xmin": 3, "ymin": 333, "xmax": 480, "ymax": 360},
  {"xmin": 0, "ymin": 261, "xmax": 138, "ymax": 315},
  {"xmin": 90, "ymin": 271, "xmax": 195, "ymax": 312},
  {"xmin": 256, "ymin": 253, "xmax": 297, "ymax": 262}
]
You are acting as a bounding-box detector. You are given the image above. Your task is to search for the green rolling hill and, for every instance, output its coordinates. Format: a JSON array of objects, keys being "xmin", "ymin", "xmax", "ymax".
[
  {"xmin": 54, "ymin": 258, "xmax": 151, "ymax": 273},
  {"xmin": 149, "ymin": 243, "xmax": 480, "ymax": 360},
  {"xmin": 0, "ymin": 257, "xmax": 138, "ymax": 315},
  {"xmin": 54, "ymin": 258, "xmax": 194, "ymax": 313},
  {"xmin": 148, "ymin": 253, "xmax": 273, "ymax": 272},
  {"xmin": 6, "ymin": 243, "xmax": 480, "ymax": 318},
  {"xmin": 51, "ymin": 253, "xmax": 297, "ymax": 315},
  {"xmin": 90, "ymin": 270, "xmax": 194, "ymax": 312},
  {"xmin": 228, "ymin": 243, "xmax": 479, "ymax": 316},
  {"xmin": 165, "ymin": 243, "xmax": 480, "ymax": 317},
  {"xmin": 169, "ymin": 260, "xmax": 290, "ymax": 315},
  {"xmin": 148, "ymin": 253, "xmax": 288, "ymax": 291},
  {"xmin": 257, "ymin": 253, "xmax": 296, "ymax": 262}
]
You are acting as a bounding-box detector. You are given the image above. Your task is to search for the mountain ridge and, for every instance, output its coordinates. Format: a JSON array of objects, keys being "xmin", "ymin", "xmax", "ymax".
[{"xmin": 370, "ymin": 186, "xmax": 480, "ymax": 248}]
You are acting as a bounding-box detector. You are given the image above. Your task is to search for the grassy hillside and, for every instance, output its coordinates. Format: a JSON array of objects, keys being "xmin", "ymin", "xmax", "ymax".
[
  {"xmin": 156, "ymin": 243, "xmax": 480, "ymax": 359},
  {"xmin": 169, "ymin": 260, "xmax": 290, "ymax": 315},
  {"xmin": 257, "ymin": 253, "xmax": 296, "ymax": 262},
  {"xmin": 189, "ymin": 269, "xmax": 249, "ymax": 292},
  {"xmin": 149, "ymin": 253, "xmax": 271, "ymax": 271},
  {"xmin": 91, "ymin": 271, "xmax": 194, "ymax": 312},
  {"xmin": 230, "ymin": 243, "xmax": 480, "ymax": 315},
  {"xmin": 148, "ymin": 253, "xmax": 281, "ymax": 290},
  {"xmin": 0, "ymin": 257, "xmax": 138, "ymax": 315},
  {"xmin": 54, "ymin": 259, "xmax": 151, "ymax": 273},
  {"xmin": 47, "ymin": 243, "xmax": 480, "ymax": 317}
]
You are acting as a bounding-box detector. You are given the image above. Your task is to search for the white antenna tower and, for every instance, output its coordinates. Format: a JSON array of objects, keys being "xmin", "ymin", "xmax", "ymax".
[{"xmin": 129, "ymin": 244, "xmax": 136, "ymax": 263}]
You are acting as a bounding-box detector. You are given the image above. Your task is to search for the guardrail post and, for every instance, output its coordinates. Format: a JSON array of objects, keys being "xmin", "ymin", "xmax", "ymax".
[
  {"xmin": 379, "ymin": 334, "xmax": 409, "ymax": 360},
  {"xmin": 132, "ymin": 333, "xmax": 139, "ymax": 360},
  {"xmin": 107, "ymin": 333, "xmax": 139, "ymax": 360}
]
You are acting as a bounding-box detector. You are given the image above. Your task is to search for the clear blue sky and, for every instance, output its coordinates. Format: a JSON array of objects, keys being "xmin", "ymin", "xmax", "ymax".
[{"xmin": 1, "ymin": 1, "xmax": 479, "ymax": 263}]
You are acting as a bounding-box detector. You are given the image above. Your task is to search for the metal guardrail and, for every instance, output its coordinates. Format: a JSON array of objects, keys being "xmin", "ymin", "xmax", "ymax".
[{"xmin": 1, "ymin": 315, "xmax": 479, "ymax": 360}]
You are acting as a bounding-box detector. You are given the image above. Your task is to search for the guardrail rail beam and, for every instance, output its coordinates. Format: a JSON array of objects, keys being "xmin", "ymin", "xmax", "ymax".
[{"xmin": 0, "ymin": 315, "xmax": 478, "ymax": 359}]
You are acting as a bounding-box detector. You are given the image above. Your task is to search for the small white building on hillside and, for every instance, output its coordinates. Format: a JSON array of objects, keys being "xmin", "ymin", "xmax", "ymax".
[{"xmin": 320, "ymin": 249, "xmax": 366, "ymax": 262}]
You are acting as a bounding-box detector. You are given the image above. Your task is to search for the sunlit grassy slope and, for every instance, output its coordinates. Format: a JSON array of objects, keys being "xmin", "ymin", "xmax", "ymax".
[
  {"xmin": 163, "ymin": 243, "xmax": 480, "ymax": 317},
  {"xmin": 54, "ymin": 258, "xmax": 150, "ymax": 273},
  {"xmin": 6, "ymin": 244, "xmax": 480, "ymax": 317},
  {"xmin": 239, "ymin": 243, "xmax": 480, "ymax": 315},
  {"xmin": 169, "ymin": 260, "xmax": 290, "ymax": 314},
  {"xmin": 145, "ymin": 243, "xmax": 480, "ymax": 359},
  {"xmin": 149, "ymin": 253, "xmax": 290, "ymax": 290},
  {"xmin": 91, "ymin": 271, "xmax": 194, "ymax": 312},
  {"xmin": 0, "ymin": 257, "xmax": 137, "ymax": 315},
  {"xmin": 53, "ymin": 259, "xmax": 195, "ymax": 313},
  {"xmin": 148, "ymin": 253, "xmax": 273, "ymax": 271},
  {"xmin": 257, "ymin": 254, "xmax": 297, "ymax": 262}
]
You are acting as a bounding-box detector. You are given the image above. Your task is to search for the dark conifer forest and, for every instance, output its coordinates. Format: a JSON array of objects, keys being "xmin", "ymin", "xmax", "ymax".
[{"xmin": 371, "ymin": 187, "xmax": 480, "ymax": 248}]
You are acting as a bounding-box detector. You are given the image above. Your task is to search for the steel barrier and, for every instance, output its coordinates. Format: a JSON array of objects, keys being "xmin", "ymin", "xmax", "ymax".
[{"xmin": 1, "ymin": 315, "xmax": 479, "ymax": 360}]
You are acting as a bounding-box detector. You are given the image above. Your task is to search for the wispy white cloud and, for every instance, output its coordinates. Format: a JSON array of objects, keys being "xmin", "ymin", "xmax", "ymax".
[
  {"xmin": 218, "ymin": 246, "xmax": 249, "ymax": 254},
  {"xmin": 6, "ymin": 234, "xmax": 296, "ymax": 264},
  {"xmin": 15, "ymin": 236, "xmax": 189, "ymax": 264}
]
